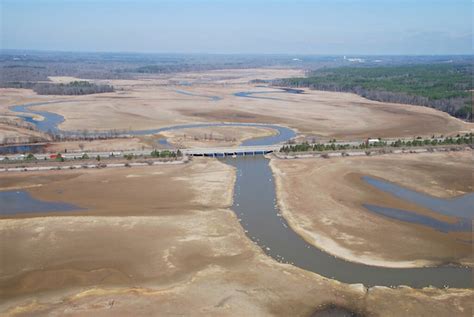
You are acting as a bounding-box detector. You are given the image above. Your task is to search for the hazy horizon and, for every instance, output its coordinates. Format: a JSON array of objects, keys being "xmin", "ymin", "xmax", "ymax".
[
  {"xmin": 1, "ymin": 48, "xmax": 473, "ymax": 57},
  {"xmin": 1, "ymin": 0, "xmax": 472, "ymax": 55}
]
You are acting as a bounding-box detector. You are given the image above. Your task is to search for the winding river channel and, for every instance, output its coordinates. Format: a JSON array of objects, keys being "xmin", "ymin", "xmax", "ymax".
[{"xmin": 6, "ymin": 96, "xmax": 473, "ymax": 288}]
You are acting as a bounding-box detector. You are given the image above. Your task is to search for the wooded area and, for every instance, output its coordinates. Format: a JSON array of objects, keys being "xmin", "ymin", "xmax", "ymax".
[
  {"xmin": 275, "ymin": 64, "xmax": 473, "ymax": 120},
  {"xmin": 0, "ymin": 81, "xmax": 114, "ymax": 95}
]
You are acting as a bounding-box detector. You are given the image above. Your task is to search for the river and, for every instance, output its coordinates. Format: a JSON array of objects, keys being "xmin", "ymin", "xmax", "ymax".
[{"xmin": 5, "ymin": 93, "xmax": 473, "ymax": 288}]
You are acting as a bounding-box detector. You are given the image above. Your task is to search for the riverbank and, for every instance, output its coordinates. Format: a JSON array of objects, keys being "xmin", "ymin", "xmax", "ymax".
[
  {"xmin": 1, "ymin": 158, "xmax": 473, "ymax": 316},
  {"xmin": 3, "ymin": 73, "xmax": 472, "ymax": 142},
  {"xmin": 270, "ymin": 151, "xmax": 473, "ymax": 269},
  {"xmin": 160, "ymin": 125, "xmax": 277, "ymax": 148}
]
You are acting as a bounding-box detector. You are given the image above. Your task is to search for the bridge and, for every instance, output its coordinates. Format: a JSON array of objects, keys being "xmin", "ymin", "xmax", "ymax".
[
  {"xmin": 182, "ymin": 145, "xmax": 280, "ymax": 157},
  {"xmin": 1, "ymin": 145, "xmax": 282, "ymax": 161}
]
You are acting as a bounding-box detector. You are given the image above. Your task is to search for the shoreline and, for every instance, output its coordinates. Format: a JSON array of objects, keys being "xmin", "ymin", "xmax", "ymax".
[
  {"xmin": 269, "ymin": 152, "xmax": 473, "ymax": 269},
  {"xmin": 161, "ymin": 125, "xmax": 278, "ymax": 149},
  {"xmin": 1, "ymin": 156, "xmax": 473, "ymax": 315}
]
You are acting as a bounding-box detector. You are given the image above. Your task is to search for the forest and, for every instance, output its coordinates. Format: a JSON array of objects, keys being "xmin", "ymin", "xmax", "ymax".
[
  {"xmin": 275, "ymin": 64, "xmax": 473, "ymax": 120},
  {"xmin": 0, "ymin": 81, "xmax": 114, "ymax": 95}
]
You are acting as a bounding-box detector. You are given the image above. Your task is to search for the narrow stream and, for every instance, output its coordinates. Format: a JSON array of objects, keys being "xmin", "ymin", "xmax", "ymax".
[
  {"xmin": 220, "ymin": 124, "xmax": 472, "ymax": 289},
  {"xmin": 174, "ymin": 89, "xmax": 221, "ymax": 101},
  {"xmin": 223, "ymin": 156, "xmax": 471, "ymax": 288},
  {"xmin": 234, "ymin": 87, "xmax": 304, "ymax": 101},
  {"xmin": 7, "ymin": 96, "xmax": 473, "ymax": 288}
]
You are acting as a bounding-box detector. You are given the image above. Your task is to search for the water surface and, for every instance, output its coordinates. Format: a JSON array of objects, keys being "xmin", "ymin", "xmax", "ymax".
[
  {"xmin": 11, "ymin": 101, "xmax": 71, "ymax": 134},
  {"xmin": 0, "ymin": 191, "xmax": 81, "ymax": 215},
  {"xmin": 7, "ymin": 95, "xmax": 472, "ymax": 288},
  {"xmin": 234, "ymin": 87, "xmax": 304, "ymax": 101},
  {"xmin": 223, "ymin": 156, "xmax": 471, "ymax": 288},
  {"xmin": 9, "ymin": 101, "xmax": 296, "ymax": 142},
  {"xmin": 362, "ymin": 176, "xmax": 474, "ymax": 219},
  {"xmin": 174, "ymin": 89, "xmax": 221, "ymax": 101},
  {"xmin": 363, "ymin": 204, "xmax": 472, "ymax": 233}
]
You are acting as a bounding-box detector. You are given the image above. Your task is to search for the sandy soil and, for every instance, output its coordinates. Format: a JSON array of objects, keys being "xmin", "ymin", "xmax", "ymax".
[
  {"xmin": 160, "ymin": 126, "xmax": 277, "ymax": 148},
  {"xmin": 270, "ymin": 151, "xmax": 474, "ymax": 268},
  {"xmin": 94, "ymin": 68, "xmax": 305, "ymax": 87},
  {"xmin": 35, "ymin": 85, "xmax": 472, "ymax": 139},
  {"xmin": 1, "ymin": 68, "xmax": 472, "ymax": 143},
  {"xmin": 47, "ymin": 76, "xmax": 84, "ymax": 84},
  {"xmin": 45, "ymin": 138, "xmax": 153, "ymax": 153},
  {"xmin": 1, "ymin": 158, "xmax": 472, "ymax": 316}
]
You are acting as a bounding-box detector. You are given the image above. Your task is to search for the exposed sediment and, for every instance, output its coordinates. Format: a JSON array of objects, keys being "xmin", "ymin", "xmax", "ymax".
[
  {"xmin": 1, "ymin": 158, "xmax": 473, "ymax": 316},
  {"xmin": 270, "ymin": 151, "xmax": 473, "ymax": 269}
]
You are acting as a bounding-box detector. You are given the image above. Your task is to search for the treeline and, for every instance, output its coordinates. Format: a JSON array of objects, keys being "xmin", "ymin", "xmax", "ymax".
[
  {"xmin": 34, "ymin": 81, "xmax": 114, "ymax": 95},
  {"xmin": 390, "ymin": 135, "xmax": 472, "ymax": 147},
  {"xmin": 280, "ymin": 134, "xmax": 473, "ymax": 153},
  {"xmin": 149, "ymin": 149, "xmax": 182, "ymax": 158},
  {"xmin": 274, "ymin": 64, "xmax": 473, "ymax": 120},
  {"xmin": 1, "ymin": 81, "xmax": 114, "ymax": 95},
  {"xmin": 45, "ymin": 129, "xmax": 136, "ymax": 143},
  {"xmin": 134, "ymin": 63, "xmax": 250, "ymax": 74}
]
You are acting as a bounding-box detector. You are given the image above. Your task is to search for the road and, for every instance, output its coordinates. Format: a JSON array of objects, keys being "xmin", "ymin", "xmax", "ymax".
[
  {"xmin": 1, "ymin": 136, "xmax": 465, "ymax": 162},
  {"xmin": 1, "ymin": 145, "xmax": 282, "ymax": 161}
]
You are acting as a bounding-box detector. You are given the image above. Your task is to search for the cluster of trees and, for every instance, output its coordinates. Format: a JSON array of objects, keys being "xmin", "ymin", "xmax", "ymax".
[
  {"xmin": 24, "ymin": 153, "xmax": 37, "ymax": 161},
  {"xmin": 274, "ymin": 64, "xmax": 473, "ymax": 120},
  {"xmin": 45, "ymin": 130, "xmax": 136, "ymax": 143},
  {"xmin": 280, "ymin": 134, "xmax": 472, "ymax": 154},
  {"xmin": 1, "ymin": 135, "xmax": 46, "ymax": 146},
  {"xmin": 33, "ymin": 81, "xmax": 114, "ymax": 95},
  {"xmin": 280, "ymin": 142, "xmax": 352, "ymax": 153},
  {"xmin": 1, "ymin": 80, "xmax": 114, "ymax": 95},
  {"xmin": 150, "ymin": 149, "xmax": 182, "ymax": 158},
  {"xmin": 19, "ymin": 153, "xmax": 90, "ymax": 162},
  {"xmin": 0, "ymin": 118, "xmax": 48, "ymax": 146},
  {"xmin": 391, "ymin": 134, "xmax": 472, "ymax": 147}
]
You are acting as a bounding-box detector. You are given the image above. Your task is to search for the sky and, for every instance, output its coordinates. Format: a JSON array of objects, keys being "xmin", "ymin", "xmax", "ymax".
[{"xmin": 1, "ymin": 0, "xmax": 472, "ymax": 55}]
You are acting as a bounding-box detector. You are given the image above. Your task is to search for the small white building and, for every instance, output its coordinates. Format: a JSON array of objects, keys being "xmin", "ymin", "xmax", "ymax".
[{"xmin": 367, "ymin": 138, "xmax": 380, "ymax": 145}]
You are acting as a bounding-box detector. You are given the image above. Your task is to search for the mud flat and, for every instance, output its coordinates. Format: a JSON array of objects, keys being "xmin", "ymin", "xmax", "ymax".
[
  {"xmin": 45, "ymin": 137, "xmax": 153, "ymax": 153},
  {"xmin": 160, "ymin": 125, "xmax": 277, "ymax": 148},
  {"xmin": 270, "ymin": 151, "xmax": 474, "ymax": 269},
  {"xmin": 3, "ymin": 68, "xmax": 472, "ymax": 141},
  {"xmin": 1, "ymin": 158, "xmax": 472, "ymax": 316}
]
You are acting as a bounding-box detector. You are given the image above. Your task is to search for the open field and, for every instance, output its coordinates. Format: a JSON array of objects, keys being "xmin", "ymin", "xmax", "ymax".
[
  {"xmin": 1, "ymin": 68, "xmax": 472, "ymax": 147},
  {"xmin": 45, "ymin": 137, "xmax": 153, "ymax": 153},
  {"xmin": 31, "ymin": 86, "xmax": 474, "ymax": 139},
  {"xmin": 160, "ymin": 125, "xmax": 277, "ymax": 148},
  {"xmin": 1, "ymin": 158, "xmax": 473, "ymax": 316},
  {"xmin": 270, "ymin": 151, "xmax": 473, "ymax": 268}
]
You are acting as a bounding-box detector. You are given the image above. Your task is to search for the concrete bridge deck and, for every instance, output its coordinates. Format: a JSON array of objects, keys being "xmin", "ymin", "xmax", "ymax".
[{"xmin": 182, "ymin": 145, "xmax": 280, "ymax": 156}]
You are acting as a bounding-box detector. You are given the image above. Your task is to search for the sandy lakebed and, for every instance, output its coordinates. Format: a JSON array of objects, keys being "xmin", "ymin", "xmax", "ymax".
[
  {"xmin": 270, "ymin": 151, "xmax": 473, "ymax": 269},
  {"xmin": 0, "ymin": 158, "xmax": 473, "ymax": 316}
]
